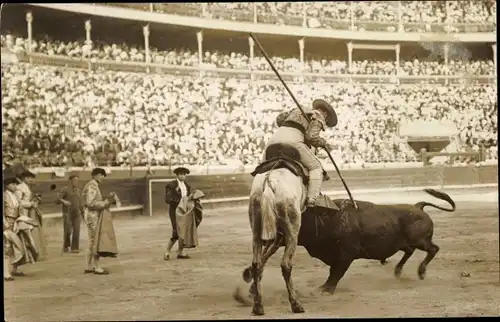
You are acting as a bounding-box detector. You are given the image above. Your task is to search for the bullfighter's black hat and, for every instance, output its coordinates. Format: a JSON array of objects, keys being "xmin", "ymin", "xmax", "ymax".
[
  {"xmin": 6, "ymin": 163, "xmax": 36, "ymax": 179},
  {"xmin": 173, "ymin": 167, "xmax": 190, "ymax": 175},
  {"xmin": 3, "ymin": 174, "xmax": 18, "ymax": 186},
  {"xmin": 91, "ymin": 167, "xmax": 107, "ymax": 177},
  {"xmin": 313, "ymin": 99, "xmax": 337, "ymax": 128}
]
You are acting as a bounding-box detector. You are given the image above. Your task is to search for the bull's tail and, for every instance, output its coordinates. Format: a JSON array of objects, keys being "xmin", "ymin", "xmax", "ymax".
[
  {"xmin": 260, "ymin": 175, "xmax": 278, "ymax": 241},
  {"xmin": 415, "ymin": 188, "xmax": 456, "ymax": 212}
]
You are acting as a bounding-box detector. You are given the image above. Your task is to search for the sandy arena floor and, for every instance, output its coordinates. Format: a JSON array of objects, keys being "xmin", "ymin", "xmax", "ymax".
[{"xmin": 4, "ymin": 200, "xmax": 500, "ymax": 320}]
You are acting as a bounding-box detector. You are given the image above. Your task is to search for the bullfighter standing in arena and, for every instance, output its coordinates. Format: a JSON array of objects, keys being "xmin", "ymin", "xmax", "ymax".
[
  {"xmin": 58, "ymin": 174, "xmax": 84, "ymax": 253},
  {"xmin": 267, "ymin": 99, "xmax": 337, "ymax": 208},
  {"xmin": 4, "ymin": 174, "xmax": 22, "ymax": 281},
  {"xmin": 3, "ymin": 174, "xmax": 38, "ymax": 281},
  {"xmin": 164, "ymin": 166, "xmax": 192, "ymax": 260},
  {"xmin": 82, "ymin": 167, "xmax": 118, "ymax": 275},
  {"xmin": 15, "ymin": 167, "xmax": 48, "ymax": 260}
]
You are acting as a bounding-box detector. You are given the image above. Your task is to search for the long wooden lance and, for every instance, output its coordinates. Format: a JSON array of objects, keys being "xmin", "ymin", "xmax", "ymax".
[{"xmin": 249, "ymin": 33, "xmax": 358, "ymax": 209}]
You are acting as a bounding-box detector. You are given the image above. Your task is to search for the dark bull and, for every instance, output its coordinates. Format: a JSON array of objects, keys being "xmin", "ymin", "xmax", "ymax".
[{"xmin": 241, "ymin": 188, "xmax": 455, "ymax": 294}]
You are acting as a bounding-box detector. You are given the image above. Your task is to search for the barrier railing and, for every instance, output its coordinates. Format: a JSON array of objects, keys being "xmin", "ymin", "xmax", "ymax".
[{"xmin": 21, "ymin": 53, "xmax": 496, "ymax": 84}]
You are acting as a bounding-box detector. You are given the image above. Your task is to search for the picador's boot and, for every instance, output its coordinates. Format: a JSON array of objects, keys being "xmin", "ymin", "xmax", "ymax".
[{"xmin": 306, "ymin": 168, "xmax": 323, "ymax": 209}]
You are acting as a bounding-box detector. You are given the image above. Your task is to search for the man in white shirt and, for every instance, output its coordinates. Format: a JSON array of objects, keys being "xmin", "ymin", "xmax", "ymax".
[{"xmin": 164, "ymin": 167, "xmax": 191, "ymax": 260}]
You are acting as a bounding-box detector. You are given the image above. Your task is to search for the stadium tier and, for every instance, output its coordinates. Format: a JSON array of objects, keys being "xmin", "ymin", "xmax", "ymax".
[{"xmin": 1, "ymin": 2, "xmax": 497, "ymax": 169}]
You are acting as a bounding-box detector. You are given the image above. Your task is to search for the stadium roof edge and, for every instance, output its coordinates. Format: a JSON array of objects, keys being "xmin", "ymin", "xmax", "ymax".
[{"xmin": 26, "ymin": 3, "xmax": 496, "ymax": 44}]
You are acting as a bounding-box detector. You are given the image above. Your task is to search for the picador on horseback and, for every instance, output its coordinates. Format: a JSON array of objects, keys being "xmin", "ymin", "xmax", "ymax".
[
  {"xmin": 264, "ymin": 99, "xmax": 337, "ymax": 208},
  {"xmin": 244, "ymin": 98, "xmax": 338, "ymax": 316}
]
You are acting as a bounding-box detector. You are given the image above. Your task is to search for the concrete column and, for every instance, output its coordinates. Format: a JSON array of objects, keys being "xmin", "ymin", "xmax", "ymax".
[
  {"xmin": 197, "ymin": 31, "xmax": 203, "ymax": 65},
  {"xmin": 26, "ymin": 12, "xmax": 33, "ymax": 53},
  {"xmin": 395, "ymin": 43, "xmax": 400, "ymax": 74},
  {"xmin": 444, "ymin": 43, "xmax": 449, "ymax": 66},
  {"xmin": 143, "ymin": 24, "xmax": 150, "ymax": 64},
  {"xmin": 202, "ymin": 3, "xmax": 207, "ymax": 17},
  {"xmin": 298, "ymin": 38, "xmax": 305, "ymax": 66},
  {"xmin": 397, "ymin": 1, "xmax": 403, "ymax": 31},
  {"xmin": 85, "ymin": 20, "xmax": 92, "ymax": 45},
  {"xmin": 248, "ymin": 36, "xmax": 255, "ymax": 60},
  {"xmin": 347, "ymin": 42, "xmax": 353, "ymax": 71},
  {"xmin": 253, "ymin": 3, "xmax": 257, "ymax": 23},
  {"xmin": 249, "ymin": 36, "xmax": 255, "ymax": 80},
  {"xmin": 445, "ymin": 1, "xmax": 451, "ymax": 32},
  {"xmin": 302, "ymin": 2, "xmax": 307, "ymax": 27},
  {"xmin": 350, "ymin": 2, "xmax": 355, "ymax": 30},
  {"xmin": 493, "ymin": 44, "xmax": 497, "ymax": 76}
]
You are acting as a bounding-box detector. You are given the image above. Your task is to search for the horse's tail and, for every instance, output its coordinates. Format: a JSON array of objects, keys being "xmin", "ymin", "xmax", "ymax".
[
  {"xmin": 414, "ymin": 188, "xmax": 456, "ymax": 212},
  {"xmin": 260, "ymin": 175, "xmax": 278, "ymax": 241}
]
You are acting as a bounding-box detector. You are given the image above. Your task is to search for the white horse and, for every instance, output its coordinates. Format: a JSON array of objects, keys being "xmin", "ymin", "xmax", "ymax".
[{"xmin": 245, "ymin": 167, "xmax": 307, "ymax": 315}]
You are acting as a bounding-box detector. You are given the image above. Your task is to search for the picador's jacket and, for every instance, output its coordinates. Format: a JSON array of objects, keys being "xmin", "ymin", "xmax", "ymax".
[{"xmin": 275, "ymin": 108, "xmax": 327, "ymax": 148}]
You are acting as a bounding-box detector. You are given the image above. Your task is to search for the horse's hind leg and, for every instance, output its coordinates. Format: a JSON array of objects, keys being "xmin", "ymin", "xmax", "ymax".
[
  {"xmin": 244, "ymin": 236, "xmax": 282, "ymax": 284},
  {"xmin": 250, "ymin": 232, "xmax": 265, "ymax": 315},
  {"xmin": 394, "ymin": 247, "xmax": 415, "ymax": 278},
  {"xmin": 248, "ymin": 237, "xmax": 282, "ymax": 298},
  {"xmin": 415, "ymin": 238, "xmax": 439, "ymax": 280},
  {"xmin": 279, "ymin": 204, "xmax": 304, "ymax": 314},
  {"xmin": 249, "ymin": 197, "xmax": 265, "ymax": 316}
]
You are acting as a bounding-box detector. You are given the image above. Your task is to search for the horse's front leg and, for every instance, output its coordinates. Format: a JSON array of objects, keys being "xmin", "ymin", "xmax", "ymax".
[{"xmin": 281, "ymin": 220, "xmax": 304, "ymax": 314}]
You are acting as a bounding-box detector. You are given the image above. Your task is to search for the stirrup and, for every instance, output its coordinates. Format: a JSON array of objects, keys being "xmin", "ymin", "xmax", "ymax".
[{"xmin": 306, "ymin": 198, "xmax": 317, "ymax": 208}]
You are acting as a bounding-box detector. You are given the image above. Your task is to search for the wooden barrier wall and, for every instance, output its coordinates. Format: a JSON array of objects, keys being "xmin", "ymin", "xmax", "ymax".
[{"xmin": 33, "ymin": 164, "xmax": 498, "ymax": 214}]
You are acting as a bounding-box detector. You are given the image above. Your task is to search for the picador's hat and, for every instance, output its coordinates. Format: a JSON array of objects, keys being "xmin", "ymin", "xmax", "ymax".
[
  {"xmin": 313, "ymin": 99, "xmax": 337, "ymax": 128},
  {"xmin": 173, "ymin": 167, "xmax": 190, "ymax": 175},
  {"xmin": 91, "ymin": 167, "xmax": 107, "ymax": 177}
]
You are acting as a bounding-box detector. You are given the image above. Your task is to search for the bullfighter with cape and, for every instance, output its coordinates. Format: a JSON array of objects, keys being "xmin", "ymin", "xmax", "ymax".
[
  {"xmin": 11, "ymin": 164, "xmax": 48, "ymax": 261},
  {"xmin": 175, "ymin": 189, "xmax": 204, "ymax": 249},
  {"xmin": 164, "ymin": 167, "xmax": 203, "ymax": 260},
  {"xmin": 3, "ymin": 174, "xmax": 38, "ymax": 281},
  {"xmin": 82, "ymin": 167, "xmax": 119, "ymax": 275}
]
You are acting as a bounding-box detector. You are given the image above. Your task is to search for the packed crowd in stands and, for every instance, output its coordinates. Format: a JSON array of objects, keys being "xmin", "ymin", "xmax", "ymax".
[
  {"xmin": 1, "ymin": 34, "xmax": 496, "ymax": 77},
  {"xmin": 1, "ymin": 1, "xmax": 497, "ymax": 169},
  {"xmin": 103, "ymin": 1, "xmax": 496, "ymax": 32},
  {"xmin": 2, "ymin": 61, "xmax": 497, "ymax": 169}
]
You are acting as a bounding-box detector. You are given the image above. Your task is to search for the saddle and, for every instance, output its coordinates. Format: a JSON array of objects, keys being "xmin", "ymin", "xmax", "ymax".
[
  {"xmin": 251, "ymin": 144, "xmax": 310, "ymax": 185},
  {"xmin": 251, "ymin": 144, "xmax": 338, "ymax": 212}
]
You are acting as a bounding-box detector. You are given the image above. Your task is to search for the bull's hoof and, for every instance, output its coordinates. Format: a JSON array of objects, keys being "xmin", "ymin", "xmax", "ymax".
[
  {"xmin": 321, "ymin": 287, "xmax": 336, "ymax": 295},
  {"xmin": 291, "ymin": 302, "xmax": 305, "ymax": 314},
  {"xmin": 252, "ymin": 304, "xmax": 265, "ymax": 316},
  {"xmin": 242, "ymin": 267, "xmax": 252, "ymax": 283},
  {"xmin": 319, "ymin": 284, "xmax": 336, "ymax": 295},
  {"xmin": 418, "ymin": 266, "xmax": 426, "ymax": 280},
  {"xmin": 394, "ymin": 267, "xmax": 403, "ymax": 279}
]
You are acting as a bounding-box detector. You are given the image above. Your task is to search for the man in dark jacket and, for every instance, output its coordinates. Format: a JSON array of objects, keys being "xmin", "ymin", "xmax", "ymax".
[
  {"xmin": 58, "ymin": 174, "xmax": 84, "ymax": 253},
  {"xmin": 164, "ymin": 167, "xmax": 191, "ymax": 260}
]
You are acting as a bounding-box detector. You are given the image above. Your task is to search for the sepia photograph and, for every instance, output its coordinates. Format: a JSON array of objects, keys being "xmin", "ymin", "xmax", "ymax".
[{"xmin": 1, "ymin": 1, "xmax": 498, "ymax": 320}]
